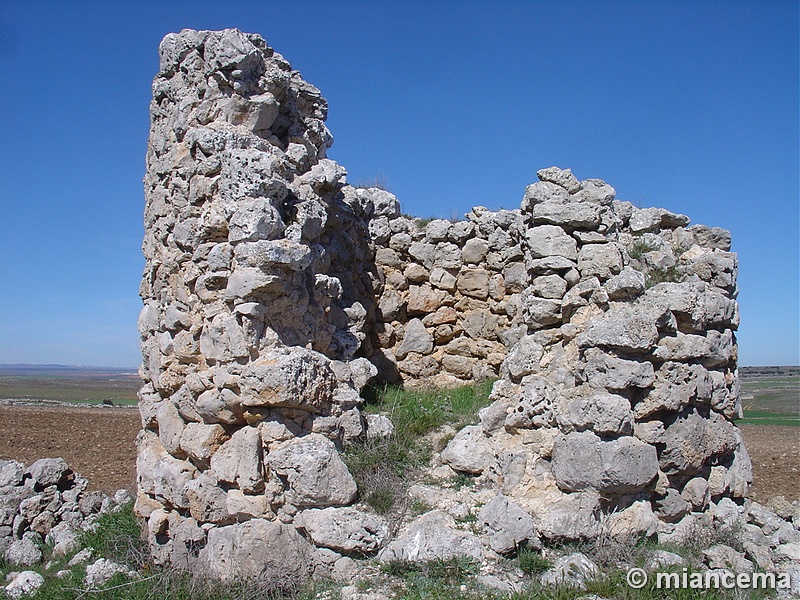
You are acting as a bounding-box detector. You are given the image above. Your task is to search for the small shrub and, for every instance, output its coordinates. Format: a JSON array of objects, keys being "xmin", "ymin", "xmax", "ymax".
[
  {"xmin": 450, "ymin": 472, "xmax": 477, "ymax": 490},
  {"xmin": 645, "ymin": 265, "xmax": 684, "ymax": 288},
  {"xmin": 409, "ymin": 498, "xmax": 433, "ymax": 516},
  {"xmin": 518, "ymin": 547, "xmax": 551, "ymax": 575},
  {"xmin": 79, "ymin": 502, "xmax": 149, "ymax": 569},
  {"xmin": 353, "ymin": 175, "xmax": 389, "ymax": 191},
  {"xmin": 627, "ymin": 237, "xmax": 659, "ymax": 260}
]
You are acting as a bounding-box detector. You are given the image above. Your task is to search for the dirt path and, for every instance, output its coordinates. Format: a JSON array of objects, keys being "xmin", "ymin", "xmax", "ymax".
[{"xmin": 0, "ymin": 406, "xmax": 795, "ymax": 503}]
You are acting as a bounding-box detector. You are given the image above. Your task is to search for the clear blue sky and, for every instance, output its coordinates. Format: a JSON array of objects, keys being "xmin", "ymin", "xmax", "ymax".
[{"xmin": 0, "ymin": 1, "xmax": 797, "ymax": 367}]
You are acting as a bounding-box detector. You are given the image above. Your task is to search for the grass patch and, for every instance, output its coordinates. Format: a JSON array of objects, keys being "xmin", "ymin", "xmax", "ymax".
[
  {"xmin": 79, "ymin": 503, "xmax": 149, "ymax": 568},
  {"xmin": 382, "ymin": 557, "xmax": 486, "ymax": 599},
  {"xmin": 627, "ymin": 237, "xmax": 660, "ymax": 260},
  {"xmin": 343, "ymin": 381, "xmax": 494, "ymax": 517},
  {"xmin": 518, "ymin": 547, "xmax": 551, "ymax": 575},
  {"xmin": 645, "ymin": 265, "xmax": 684, "ymax": 288},
  {"xmin": 353, "ymin": 175, "xmax": 390, "ymax": 191}
]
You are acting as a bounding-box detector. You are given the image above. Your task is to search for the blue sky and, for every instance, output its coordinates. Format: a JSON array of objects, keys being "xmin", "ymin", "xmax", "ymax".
[{"xmin": 0, "ymin": 1, "xmax": 797, "ymax": 367}]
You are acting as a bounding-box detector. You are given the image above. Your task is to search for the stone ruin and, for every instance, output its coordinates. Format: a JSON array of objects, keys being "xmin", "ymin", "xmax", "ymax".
[{"xmin": 136, "ymin": 28, "xmax": 752, "ymax": 580}]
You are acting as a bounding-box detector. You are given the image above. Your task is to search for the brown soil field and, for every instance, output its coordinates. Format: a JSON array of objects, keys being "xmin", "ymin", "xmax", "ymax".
[
  {"xmin": 0, "ymin": 406, "xmax": 795, "ymax": 503},
  {"xmin": 0, "ymin": 405, "xmax": 141, "ymax": 494}
]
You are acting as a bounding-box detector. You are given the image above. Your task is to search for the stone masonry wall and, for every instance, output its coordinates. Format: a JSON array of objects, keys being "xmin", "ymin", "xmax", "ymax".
[{"xmin": 137, "ymin": 28, "xmax": 750, "ymax": 580}]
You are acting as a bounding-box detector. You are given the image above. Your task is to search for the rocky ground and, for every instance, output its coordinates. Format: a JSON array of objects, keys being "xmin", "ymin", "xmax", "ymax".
[{"xmin": 0, "ymin": 405, "xmax": 795, "ymax": 502}]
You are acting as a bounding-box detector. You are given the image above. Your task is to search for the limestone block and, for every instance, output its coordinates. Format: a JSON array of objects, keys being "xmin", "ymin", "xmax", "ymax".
[
  {"xmin": 521, "ymin": 181, "xmax": 568, "ymax": 211},
  {"xmin": 555, "ymin": 388, "xmax": 633, "ymax": 436},
  {"xmin": 200, "ymin": 519, "xmax": 314, "ymax": 582},
  {"xmin": 659, "ymin": 408, "xmax": 738, "ymax": 476},
  {"xmin": 209, "ymin": 426, "xmax": 263, "ymax": 493},
  {"xmin": 604, "ymin": 266, "xmax": 645, "ymax": 300},
  {"xmin": 537, "ymin": 166, "xmax": 582, "ymax": 193},
  {"xmin": 408, "ymin": 241, "xmax": 436, "ymax": 268},
  {"xmin": 525, "ymin": 225, "xmax": 578, "ymax": 260},
  {"xmin": 406, "ymin": 284, "xmax": 444, "ymax": 315},
  {"xmin": 396, "ymin": 319, "xmax": 434, "ymax": 358},
  {"xmin": 457, "ymin": 268, "xmax": 491, "ymax": 299},
  {"xmin": 441, "ymin": 426, "xmax": 495, "ymax": 474},
  {"xmin": 156, "ymin": 401, "xmax": 185, "ymax": 455},
  {"xmin": 378, "ymin": 511, "xmax": 484, "ymax": 563},
  {"xmin": 533, "ymin": 202, "xmax": 601, "ymax": 229},
  {"xmin": 425, "ymin": 219, "xmax": 451, "ymax": 242},
  {"xmin": 433, "ymin": 242, "xmax": 461, "ymax": 269},
  {"xmin": 461, "ymin": 238, "xmax": 489, "ymax": 264},
  {"xmin": 551, "ymin": 431, "xmax": 658, "ymax": 494},
  {"xmin": 577, "ymin": 243, "xmax": 623, "ymax": 280},
  {"xmin": 530, "ymin": 274, "xmax": 568, "ymax": 299},
  {"xmin": 266, "ymin": 434, "xmax": 357, "ymax": 508},
  {"xmin": 403, "ymin": 262, "xmax": 429, "ymax": 283},
  {"xmin": 441, "ymin": 354, "xmax": 478, "ymax": 378},
  {"xmin": 576, "ymin": 304, "xmax": 664, "ymax": 353},
  {"xmin": 185, "ymin": 474, "xmax": 230, "ymax": 523},
  {"xmin": 239, "ymin": 347, "xmax": 337, "ymax": 411},
  {"xmin": 199, "ymin": 314, "xmax": 248, "ymax": 361},
  {"xmin": 478, "ymin": 495, "xmax": 540, "ymax": 554},
  {"xmin": 573, "ymin": 178, "xmax": 616, "ymax": 205},
  {"xmin": 580, "ymin": 348, "xmax": 655, "ymax": 391},
  {"xmin": 296, "ymin": 507, "xmax": 388, "ymax": 554},
  {"xmin": 448, "ymin": 220, "xmax": 474, "ymax": 243}
]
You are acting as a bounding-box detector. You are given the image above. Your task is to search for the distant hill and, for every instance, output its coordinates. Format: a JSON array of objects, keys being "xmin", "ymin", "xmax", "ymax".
[
  {"xmin": 0, "ymin": 365, "xmax": 140, "ymax": 380},
  {"xmin": 740, "ymin": 365, "xmax": 800, "ymax": 378}
]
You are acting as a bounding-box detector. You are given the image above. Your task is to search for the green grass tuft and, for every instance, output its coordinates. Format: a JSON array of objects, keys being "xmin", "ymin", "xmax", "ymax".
[{"xmin": 343, "ymin": 381, "xmax": 494, "ymax": 517}]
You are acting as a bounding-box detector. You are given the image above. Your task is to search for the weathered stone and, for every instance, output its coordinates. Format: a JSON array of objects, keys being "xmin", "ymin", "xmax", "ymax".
[
  {"xmin": 0, "ymin": 461, "xmax": 24, "ymax": 488},
  {"xmin": 530, "ymin": 274, "xmax": 568, "ymax": 299},
  {"xmin": 551, "ymin": 431, "xmax": 658, "ymax": 493},
  {"xmin": 555, "ymin": 389, "xmax": 633, "ymax": 436},
  {"xmin": 577, "ymin": 243, "xmax": 622, "ymax": 280},
  {"xmin": 461, "ymin": 238, "xmax": 489, "ymax": 264},
  {"xmin": 654, "ymin": 489, "xmax": 691, "ymax": 522},
  {"xmin": 406, "ymin": 284, "xmax": 444, "ymax": 315},
  {"xmin": 537, "ymin": 167, "xmax": 582, "ymax": 192},
  {"xmin": 478, "ymin": 495, "xmax": 540, "ymax": 554},
  {"xmin": 441, "ymin": 426, "xmax": 495, "ymax": 474},
  {"xmin": 604, "ymin": 266, "xmax": 646, "ymax": 300},
  {"xmin": 25, "ymin": 458, "xmax": 71, "ymax": 490},
  {"xmin": 577, "ymin": 303, "xmax": 663, "ymax": 353},
  {"xmin": 200, "ymin": 519, "xmax": 314, "ymax": 582},
  {"xmin": 266, "ymin": 434, "xmax": 357, "ymax": 507},
  {"xmin": 526, "ymin": 225, "xmax": 578, "ymax": 260},
  {"xmin": 379, "ymin": 511, "xmax": 484, "ymax": 563},
  {"xmin": 581, "ymin": 348, "xmax": 655, "ymax": 390},
  {"xmin": 457, "ymin": 268, "xmax": 491, "ymax": 299},
  {"xmin": 4, "ymin": 571, "xmax": 45, "ymax": 599},
  {"xmin": 239, "ymin": 347, "xmax": 337, "ymax": 411},
  {"xmin": 85, "ymin": 558, "xmax": 139, "ymax": 589},
  {"xmin": 5, "ymin": 533, "xmax": 42, "ymax": 566},
  {"xmin": 533, "ymin": 202, "xmax": 600, "ymax": 229},
  {"xmin": 429, "ymin": 267, "xmax": 457, "ymax": 291},
  {"xmin": 297, "ymin": 507, "xmax": 388, "ymax": 554},
  {"xmin": 396, "ymin": 319, "xmax": 434, "ymax": 358},
  {"xmin": 522, "ymin": 181, "xmax": 568, "ymax": 210},
  {"xmin": 209, "ymin": 426, "xmax": 263, "ymax": 493},
  {"xmin": 660, "ymin": 409, "xmax": 738, "ymax": 476},
  {"xmin": 180, "ymin": 423, "xmax": 227, "ymax": 464}
]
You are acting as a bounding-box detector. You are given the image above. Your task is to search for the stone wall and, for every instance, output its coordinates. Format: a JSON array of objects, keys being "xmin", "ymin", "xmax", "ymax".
[{"xmin": 137, "ymin": 28, "xmax": 749, "ymax": 579}]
